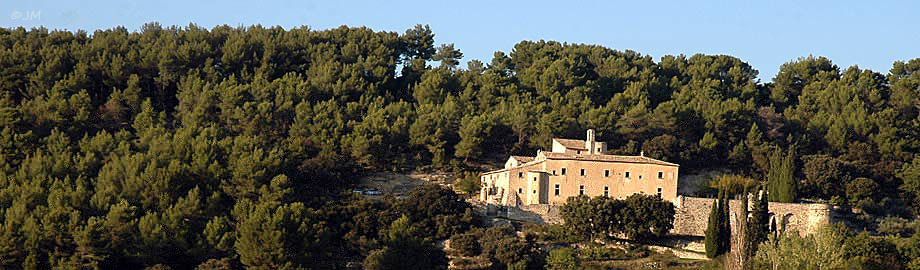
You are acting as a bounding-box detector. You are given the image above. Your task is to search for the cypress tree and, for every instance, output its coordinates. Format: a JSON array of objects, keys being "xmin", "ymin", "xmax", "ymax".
[
  {"xmin": 768, "ymin": 148, "xmax": 798, "ymax": 202},
  {"xmin": 705, "ymin": 196, "xmax": 722, "ymax": 258},
  {"xmin": 705, "ymin": 191, "xmax": 731, "ymax": 258},
  {"xmin": 782, "ymin": 149, "xmax": 798, "ymax": 201},
  {"xmin": 739, "ymin": 189, "xmax": 750, "ymax": 269},
  {"xmin": 718, "ymin": 191, "xmax": 731, "ymax": 255},
  {"xmin": 747, "ymin": 185, "xmax": 770, "ymax": 248}
]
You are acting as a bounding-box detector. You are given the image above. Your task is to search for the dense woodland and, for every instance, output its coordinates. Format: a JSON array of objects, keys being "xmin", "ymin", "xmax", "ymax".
[{"xmin": 1, "ymin": 23, "xmax": 920, "ymax": 269}]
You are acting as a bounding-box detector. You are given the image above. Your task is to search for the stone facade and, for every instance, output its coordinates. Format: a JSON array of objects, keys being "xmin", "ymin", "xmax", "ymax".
[
  {"xmin": 479, "ymin": 129, "xmax": 835, "ymax": 248},
  {"xmin": 480, "ymin": 129, "xmax": 679, "ymax": 206}
]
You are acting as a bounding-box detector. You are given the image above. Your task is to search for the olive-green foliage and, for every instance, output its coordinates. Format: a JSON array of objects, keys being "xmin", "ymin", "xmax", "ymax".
[
  {"xmin": 545, "ymin": 247, "xmax": 579, "ymax": 270},
  {"xmin": 397, "ymin": 185, "xmax": 479, "ymax": 239},
  {"xmin": 578, "ymin": 245, "xmax": 630, "ymax": 261},
  {"xmin": 876, "ymin": 216, "xmax": 917, "ymax": 237},
  {"xmin": 846, "ymin": 177, "xmax": 880, "ymax": 206},
  {"xmin": 2, "ymin": 23, "xmax": 920, "ymax": 269},
  {"xmin": 802, "ymin": 155, "xmax": 852, "ymax": 200},
  {"xmin": 620, "ymin": 194, "xmax": 677, "ymax": 240},
  {"xmin": 844, "ymin": 232, "xmax": 903, "ymax": 269},
  {"xmin": 449, "ymin": 232, "xmax": 480, "ymax": 257},
  {"xmin": 560, "ymin": 194, "xmax": 674, "ymax": 242},
  {"xmin": 898, "ymin": 157, "xmax": 920, "ymax": 213},
  {"xmin": 560, "ymin": 195, "xmax": 622, "ymax": 241},
  {"xmin": 363, "ymin": 215, "xmax": 448, "ymax": 270},
  {"xmin": 753, "ymin": 224, "xmax": 850, "ymax": 270},
  {"xmin": 523, "ymin": 224, "xmax": 581, "ymax": 244},
  {"xmin": 708, "ymin": 174, "xmax": 758, "ymax": 197},
  {"xmin": 755, "ymin": 223, "xmax": 916, "ymax": 270},
  {"xmin": 455, "ymin": 171, "xmax": 482, "ymax": 197},
  {"xmin": 479, "ymin": 226, "xmax": 544, "ymax": 270}
]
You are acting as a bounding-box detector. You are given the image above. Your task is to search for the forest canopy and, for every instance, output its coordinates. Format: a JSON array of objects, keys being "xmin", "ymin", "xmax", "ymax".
[{"xmin": 1, "ymin": 23, "xmax": 920, "ymax": 269}]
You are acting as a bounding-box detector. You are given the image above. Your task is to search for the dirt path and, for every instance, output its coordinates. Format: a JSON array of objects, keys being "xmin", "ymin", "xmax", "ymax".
[{"xmin": 357, "ymin": 171, "xmax": 454, "ymax": 197}]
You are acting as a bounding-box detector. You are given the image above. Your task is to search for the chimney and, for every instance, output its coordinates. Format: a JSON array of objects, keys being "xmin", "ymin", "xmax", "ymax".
[{"xmin": 585, "ymin": 129, "xmax": 596, "ymax": 154}]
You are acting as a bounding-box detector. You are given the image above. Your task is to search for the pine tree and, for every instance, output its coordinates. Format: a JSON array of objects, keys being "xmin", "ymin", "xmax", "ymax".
[
  {"xmin": 364, "ymin": 215, "xmax": 448, "ymax": 270},
  {"xmin": 455, "ymin": 113, "xmax": 495, "ymax": 161},
  {"xmin": 400, "ymin": 24, "xmax": 436, "ymax": 61},
  {"xmin": 432, "ymin": 44, "xmax": 463, "ymax": 70},
  {"xmin": 746, "ymin": 123, "xmax": 770, "ymax": 175}
]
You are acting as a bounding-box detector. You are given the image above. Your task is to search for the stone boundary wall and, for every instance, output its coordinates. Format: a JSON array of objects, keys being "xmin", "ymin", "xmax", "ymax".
[
  {"xmin": 672, "ymin": 196, "xmax": 832, "ymax": 237},
  {"xmin": 518, "ymin": 204, "xmax": 564, "ymax": 224},
  {"xmin": 491, "ymin": 195, "xmax": 833, "ymax": 238}
]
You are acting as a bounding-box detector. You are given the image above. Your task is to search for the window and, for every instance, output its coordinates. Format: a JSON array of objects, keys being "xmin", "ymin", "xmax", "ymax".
[
  {"xmin": 625, "ymin": 171, "xmax": 630, "ymax": 179},
  {"xmin": 580, "ymin": 168, "xmax": 585, "ymax": 176},
  {"xmin": 639, "ymin": 175, "xmax": 643, "ymax": 180},
  {"xmin": 579, "ymin": 185, "xmax": 585, "ymax": 195},
  {"xmin": 518, "ymin": 188, "xmax": 522, "ymax": 194},
  {"xmin": 554, "ymin": 184, "xmax": 560, "ymax": 196},
  {"xmin": 658, "ymin": 171, "xmax": 663, "ymax": 179},
  {"xmin": 597, "ymin": 147, "xmax": 601, "ymax": 152},
  {"xmin": 657, "ymin": 187, "xmax": 663, "ymax": 198},
  {"xmin": 533, "ymin": 177, "xmax": 537, "ymax": 182},
  {"xmin": 603, "ymin": 186, "xmax": 609, "ymax": 197},
  {"xmin": 552, "ymin": 170, "xmax": 556, "ymax": 175},
  {"xmin": 561, "ymin": 168, "xmax": 567, "ymax": 175},
  {"xmin": 576, "ymin": 150, "xmax": 581, "ymax": 154},
  {"xmin": 604, "ymin": 170, "xmax": 610, "ymax": 177},
  {"xmin": 519, "ymin": 172, "xmax": 523, "ymax": 178},
  {"xmin": 533, "ymin": 190, "xmax": 536, "ymax": 194}
]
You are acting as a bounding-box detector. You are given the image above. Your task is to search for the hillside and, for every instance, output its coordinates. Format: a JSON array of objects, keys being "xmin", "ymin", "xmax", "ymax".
[{"xmin": 0, "ymin": 23, "xmax": 919, "ymax": 269}]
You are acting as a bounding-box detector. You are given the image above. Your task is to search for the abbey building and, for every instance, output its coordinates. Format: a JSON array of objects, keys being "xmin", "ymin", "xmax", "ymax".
[{"xmin": 480, "ymin": 129, "xmax": 679, "ymax": 206}]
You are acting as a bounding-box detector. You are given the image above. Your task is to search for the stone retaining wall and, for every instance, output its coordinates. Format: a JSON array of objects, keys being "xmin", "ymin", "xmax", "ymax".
[
  {"xmin": 672, "ymin": 195, "xmax": 832, "ymax": 237},
  {"xmin": 491, "ymin": 195, "xmax": 833, "ymax": 238}
]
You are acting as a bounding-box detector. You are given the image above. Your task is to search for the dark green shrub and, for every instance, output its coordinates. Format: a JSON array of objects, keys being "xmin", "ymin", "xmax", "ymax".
[{"xmin": 450, "ymin": 232, "xmax": 481, "ymax": 257}]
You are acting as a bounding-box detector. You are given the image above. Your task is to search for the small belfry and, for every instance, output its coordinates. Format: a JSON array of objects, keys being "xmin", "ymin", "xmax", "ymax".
[{"xmin": 480, "ymin": 129, "xmax": 680, "ymax": 206}]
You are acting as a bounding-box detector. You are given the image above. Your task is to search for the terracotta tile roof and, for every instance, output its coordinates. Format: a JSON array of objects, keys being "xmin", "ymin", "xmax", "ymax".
[
  {"xmin": 510, "ymin": 156, "xmax": 535, "ymax": 163},
  {"xmin": 553, "ymin": 138, "xmax": 587, "ymax": 150},
  {"xmin": 541, "ymin": 152, "xmax": 679, "ymax": 167}
]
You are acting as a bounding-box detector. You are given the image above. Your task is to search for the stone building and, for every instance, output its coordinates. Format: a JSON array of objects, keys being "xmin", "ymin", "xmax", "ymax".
[{"xmin": 480, "ymin": 129, "xmax": 679, "ymax": 206}]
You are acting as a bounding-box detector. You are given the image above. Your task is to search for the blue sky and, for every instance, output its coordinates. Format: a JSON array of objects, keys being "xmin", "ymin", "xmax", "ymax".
[{"xmin": 3, "ymin": 0, "xmax": 918, "ymax": 80}]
